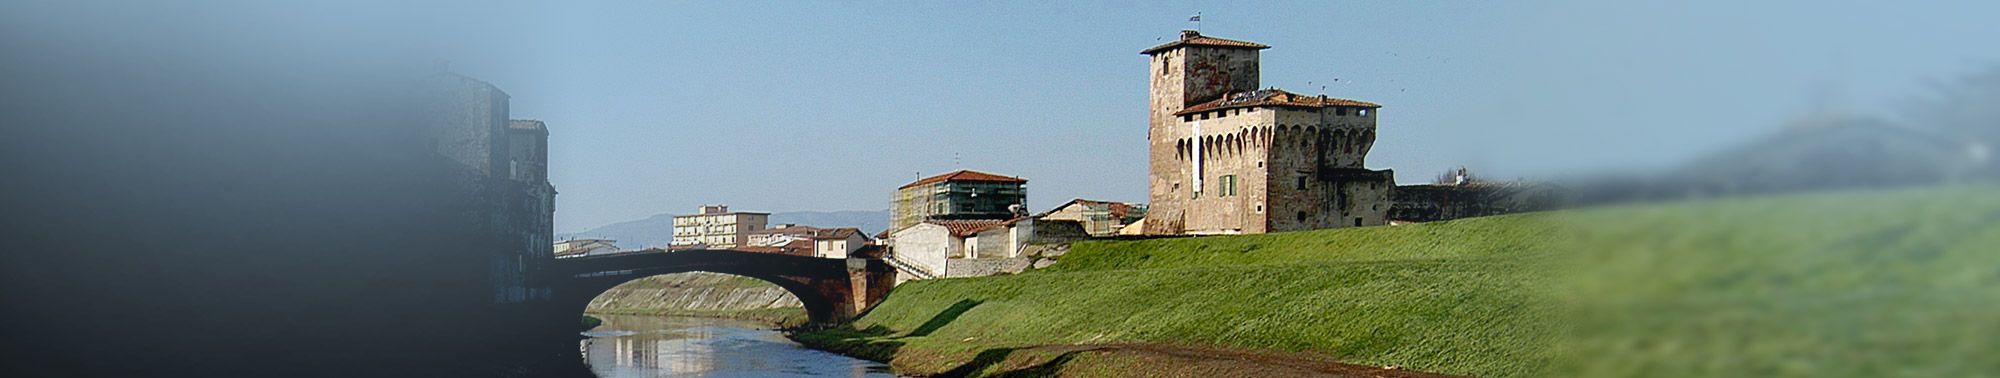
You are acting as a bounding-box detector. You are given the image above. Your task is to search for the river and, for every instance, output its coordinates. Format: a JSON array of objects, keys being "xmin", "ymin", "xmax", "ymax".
[{"xmin": 579, "ymin": 314, "xmax": 895, "ymax": 378}]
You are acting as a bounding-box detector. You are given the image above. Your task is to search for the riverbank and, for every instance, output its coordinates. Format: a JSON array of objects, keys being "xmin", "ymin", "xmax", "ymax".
[
  {"xmin": 584, "ymin": 272, "xmax": 809, "ymax": 327},
  {"xmin": 797, "ymin": 185, "xmax": 2000, "ymax": 377},
  {"xmin": 586, "ymin": 307, "xmax": 808, "ymax": 328}
]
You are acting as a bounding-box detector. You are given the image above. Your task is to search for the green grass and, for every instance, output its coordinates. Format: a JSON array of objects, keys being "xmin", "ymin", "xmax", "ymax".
[
  {"xmin": 1556, "ymin": 186, "xmax": 2000, "ymax": 377},
  {"xmin": 800, "ymin": 184, "xmax": 2000, "ymax": 377},
  {"xmin": 803, "ymin": 213, "xmax": 1561, "ymax": 376}
]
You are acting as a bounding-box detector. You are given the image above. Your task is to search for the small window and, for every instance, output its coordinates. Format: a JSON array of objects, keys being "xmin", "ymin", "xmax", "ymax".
[
  {"xmin": 1296, "ymin": 176, "xmax": 1308, "ymax": 190},
  {"xmin": 1296, "ymin": 212, "xmax": 1308, "ymax": 223},
  {"xmin": 1359, "ymin": 109, "xmax": 1370, "ymax": 117},
  {"xmin": 1255, "ymin": 204, "xmax": 1264, "ymax": 213},
  {"xmin": 1354, "ymin": 218, "xmax": 1363, "ymax": 227},
  {"xmin": 1201, "ymin": 113, "xmax": 1211, "ymax": 120},
  {"xmin": 1182, "ymin": 115, "xmax": 1192, "ymax": 122},
  {"xmin": 1335, "ymin": 107, "xmax": 1348, "ymax": 116}
]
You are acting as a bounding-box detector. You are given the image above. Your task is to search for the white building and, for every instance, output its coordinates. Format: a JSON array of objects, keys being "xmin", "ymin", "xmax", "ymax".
[
  {"xmin": 669, "ymin": 205, "xmax": 769, "ymax": 249},
  {"xmin": 553, "ymin": 238, "xmax": 620, "ymax": 259},
  {"xmin": 887, "ymin": 218, "xmax": 1035, "ymax": 278},
  {"xmin": 809, "ymin": 227, "xmax": 869, "ymax": 259}
]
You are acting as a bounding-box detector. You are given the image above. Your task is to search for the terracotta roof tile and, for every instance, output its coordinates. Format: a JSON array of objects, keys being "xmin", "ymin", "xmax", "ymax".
[
  {"xmin": 810, "ymin": 227, "xmax": 864, "ymax": 240},
  {"xmin": 1142, "ymin": 31, "xmax": 1271, "ymax": 54},
  {"xmin": 925, "ymin": 219, "xmax": 1013, "ymax": 237},
  {"xmin": 1176, "ymin": 89, "xmax": 1379, "ymax": 116},
  {"xmin": 898, "ymin": 170, "xmax": 1027, "ymax": 190},
  {"xmin": 1050, "ymin": 198, "xmax": 1142, "ymax": 220}
]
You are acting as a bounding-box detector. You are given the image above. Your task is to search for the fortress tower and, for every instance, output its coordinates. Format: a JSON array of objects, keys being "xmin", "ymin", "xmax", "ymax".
[{"xmin": 1143, "ymin": 31, "xmax": 1394, "ymax": 235}]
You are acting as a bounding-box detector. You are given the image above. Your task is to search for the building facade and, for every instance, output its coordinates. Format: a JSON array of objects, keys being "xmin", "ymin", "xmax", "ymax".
[
  {"xmin": 670, "ymin": 205, "xmax": 769, "ymax": 248},
  {"xmin": 889, "ymin": 170, "xmax": 1028, "ymax": 231},
  {"xmin": 1040, "ymin": 199, "xmax": 1146, "ymax": 236},
  {"xmin": 1142, "ymin": 31, "xmax": 1394, "ymax": 235},
  {"xmin": 425, "ymin": 73, "xmax": 557, "ymax": 305},
  {"xmin": 745, "ymin": 224, "xmax": 821, "ymax": 247},
  {"xmin": 554, "ymin": 238, "xmax": 619, "ymax": 258},
  {"xmin": 809, "ymin": 227, "xmax": 868, "ymax": 259}
]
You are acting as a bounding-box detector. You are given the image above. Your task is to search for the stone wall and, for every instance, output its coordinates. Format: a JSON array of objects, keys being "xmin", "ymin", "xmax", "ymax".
[
  {"xmin": 1147, "ymin": 41, "xmax": 1263, "ymax": 235},
  {"xmin": 1143, "ymin": 35, "xmax": 1392, "ymax": 235},
  {"xmin": 942, "ymin": 257, "xmax": 1033, "ymax": 278}
]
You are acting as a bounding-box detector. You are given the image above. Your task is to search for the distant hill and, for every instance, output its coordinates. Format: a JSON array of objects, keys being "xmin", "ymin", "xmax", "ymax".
[
  {"xmin": 559, "ymin": 210, "xmax": 890, "ymax": 250},
  {"xmin": 1571, "ymin": 115, "xmax": 1991, "ymax": 204}
]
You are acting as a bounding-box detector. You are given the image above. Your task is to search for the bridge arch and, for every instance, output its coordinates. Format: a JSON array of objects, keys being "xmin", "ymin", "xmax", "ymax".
[{"xmin": 550, "ymin": 250, "xmax": 894, "ymax": 325}]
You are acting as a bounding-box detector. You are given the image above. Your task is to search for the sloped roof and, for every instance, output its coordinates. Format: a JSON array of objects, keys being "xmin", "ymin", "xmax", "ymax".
[
  {"xmin": 925, "ymin": 219, "xmax": 1013, "ymax": 237},
  {"xmin": 899, "ymin": 170, "xmax": 1027, "ymax": 189},
  {"xmin": 810, "ymin": 227, "xmax": 865, "ymax": 240},
  {"xmin": 1142, "ymin": 30, "xmax": 1271, "ymax": 55},
  {"xmin": 1048, "ymin": 199, "xmax": 1142, "ymax": 220},
  {"xmin": 1177, "ymin": 89, "xmax": 1379, "ymax": 116}
]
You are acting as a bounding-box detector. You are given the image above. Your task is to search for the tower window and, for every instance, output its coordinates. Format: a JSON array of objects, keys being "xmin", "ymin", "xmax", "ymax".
[
  {"xmin": 1296, "ymin": 176, "xmax": 1308, "ymax": 190},
  {"xmin": 1335, "ymin": 107, "xmax": 1348, "ymax": 116},
  {"xmin": 1359, "ymin": 109, "xmax": 1370, "ymax": 117},
  {"xmin": 1296, "ymin": 212, "xmax": 1308, "ymax": 223},
  {"xmin": 1201, "ymin": 113, "xmax": 1211, "ymax": 120}
]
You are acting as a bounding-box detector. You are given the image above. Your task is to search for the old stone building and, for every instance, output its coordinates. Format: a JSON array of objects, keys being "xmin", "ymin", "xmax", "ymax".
[
  {"xmin": 1390, "ymin": 168, "xmax": 1566, "ymax": 223},
  {"xmin": 1040, "ymin": 199, "xmax": 1146, "ymax": 236},
  {"xmin": 424, "ymin": 73, "xmax": 558, "ymax": 304},
  {"xmin": 1143, "ymin": 30, "xmax": 1394, "ymax": 235},
  {"xmin": 889, "ymin": 170, "xmax": 1028, "ymax": 231},
  {"xmin": 885, "ymin": 217, "xmax": 1087, "ymax": 282}
]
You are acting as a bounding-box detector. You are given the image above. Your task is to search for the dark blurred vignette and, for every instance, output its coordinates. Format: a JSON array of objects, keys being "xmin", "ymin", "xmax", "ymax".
[{"xmin": 1, "ymin": 2, "xmax": 1995, "ymax": 378}]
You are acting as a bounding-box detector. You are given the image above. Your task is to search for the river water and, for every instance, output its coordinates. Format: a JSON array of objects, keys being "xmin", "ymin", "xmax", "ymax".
[{"xmin": 579, "ymin": 314, "xmax": 895, "ymax": 378}]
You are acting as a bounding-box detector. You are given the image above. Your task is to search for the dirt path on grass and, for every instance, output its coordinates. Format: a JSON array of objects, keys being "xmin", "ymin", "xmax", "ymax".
[{"xmin": 990, "ymin": 343, "xmax": 1465, "ymax": 378}]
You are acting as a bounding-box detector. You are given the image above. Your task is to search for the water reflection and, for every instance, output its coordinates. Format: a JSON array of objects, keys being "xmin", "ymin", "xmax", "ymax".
[{"xmin": 580, "ymin": 315, "xmax": 893, "ymax": 378}]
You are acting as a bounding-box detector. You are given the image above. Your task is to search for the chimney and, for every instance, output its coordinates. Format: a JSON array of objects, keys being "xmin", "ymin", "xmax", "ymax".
[{"xmin": 1181, "ymin": 30, "xmax": 1201, "ymax": 40}]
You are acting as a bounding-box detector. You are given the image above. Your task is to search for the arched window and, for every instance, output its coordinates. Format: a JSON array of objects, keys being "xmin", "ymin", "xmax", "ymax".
[
  {"xmin": 1342, "ymin": 130, "xmax": 1354, "ymax": 154},
  {"xmin": 1303, "ymin": 126, "xmax": 1318, "ymax": 150}
]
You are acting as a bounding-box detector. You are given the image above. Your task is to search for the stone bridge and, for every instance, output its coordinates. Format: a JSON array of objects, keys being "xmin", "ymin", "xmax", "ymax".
[{"xmin": 549, "ymin": 250, "xmax": 896, "ymax": 324}]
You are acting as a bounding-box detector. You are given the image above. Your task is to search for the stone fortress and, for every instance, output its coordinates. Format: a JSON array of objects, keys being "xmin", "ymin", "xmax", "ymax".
[{"xmin": 1143, "ymin": 30, "xmax": 1394, "ymax": 235}]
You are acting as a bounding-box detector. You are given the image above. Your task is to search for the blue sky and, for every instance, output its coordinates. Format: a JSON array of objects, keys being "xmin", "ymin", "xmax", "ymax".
[{"xmin": 427, "ymin": 1, "xmax": 2000, "ymax": 232}]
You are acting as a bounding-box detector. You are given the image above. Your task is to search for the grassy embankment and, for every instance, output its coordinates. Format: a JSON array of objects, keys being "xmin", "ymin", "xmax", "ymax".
[{"xmin": 795, "ymin": 185, "xmax": 2000, "ymax": 377}]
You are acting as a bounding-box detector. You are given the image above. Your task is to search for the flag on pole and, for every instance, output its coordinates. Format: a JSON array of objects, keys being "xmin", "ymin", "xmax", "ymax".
[{"xmin": 1189, "ymin": 14, "xmax": 1201, "ymax": 22}]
